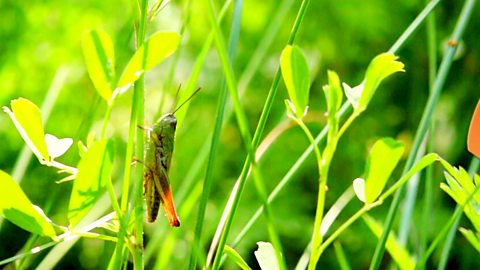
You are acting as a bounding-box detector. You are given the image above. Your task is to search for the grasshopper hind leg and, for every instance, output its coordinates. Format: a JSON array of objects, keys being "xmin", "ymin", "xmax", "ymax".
[{"xmin": 144, "ymin": 170, "xmax": 161, "ymax": 223}]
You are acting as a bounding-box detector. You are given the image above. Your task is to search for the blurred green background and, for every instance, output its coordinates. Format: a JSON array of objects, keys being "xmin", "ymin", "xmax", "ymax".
[{"xmin": 1, "ymin": 0, "xmax": 480, "ymax": 269}]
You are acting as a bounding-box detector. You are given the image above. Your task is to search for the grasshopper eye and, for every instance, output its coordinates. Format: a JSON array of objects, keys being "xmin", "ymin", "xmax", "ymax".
[{"xmin": 170, "ymin": 118, "xmax": 177, "ymax": 128}]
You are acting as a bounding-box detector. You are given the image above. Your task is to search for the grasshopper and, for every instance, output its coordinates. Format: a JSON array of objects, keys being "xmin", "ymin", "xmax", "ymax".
[{"xmin": 143, "ymin": 88, "xmax": 200, "ymax": 227}]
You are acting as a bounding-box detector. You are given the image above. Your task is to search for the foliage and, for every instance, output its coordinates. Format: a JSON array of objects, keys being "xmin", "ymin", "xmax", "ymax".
[{"xmin": 1, "ymin": 0, "xmax": 480, "ymax": 269}]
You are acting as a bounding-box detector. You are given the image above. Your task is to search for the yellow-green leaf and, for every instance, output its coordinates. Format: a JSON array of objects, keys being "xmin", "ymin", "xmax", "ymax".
[
  {"xmin": 68, "ymin": 140, "xmax": 114, "ymax": 228},
  {"xmin": 2, "ymin": 98, "xmax": 49, "ymax": 163},
  {"xmin": 459, "ymin": 228, "xmax": 480, "ymax": 253},
  {"xmin": 365, "ymin": 138, "xmax": 404, "ymax": 203},
  {"xmin": 0, "ymin": 170, "xmax": 56, "ymax": 238},
  {"xmin": 345, "ymin": 53, "xmax": 404, "ymax": 113},
  {"xmin": 324, "ymin": 70, "xmax": 343, "ymax": 117},
  {"xmin": 118, "ymin": 32, "xmax": 180, "ymax": 88},
  {"xmin": 82, "ymin": 29, "xmax": 116, "ymax": 101},
  {"xmin": 280, "ymin": 45, "xmax": 310, "ymax": 119},
  {"xmin": 225, "ymin": 245, "xmax": 252, "ymax": 270}
]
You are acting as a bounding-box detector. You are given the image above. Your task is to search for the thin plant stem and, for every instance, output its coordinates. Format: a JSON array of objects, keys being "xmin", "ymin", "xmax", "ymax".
[
  {"xmin": 387, "ymin": 0, "xmax": 440, "ymax": 54},
  {"xmin": 292, "ymin": 118, "xmax": 323, "ymax": 270},
  {"xmin": 419, "ymin": 0, "xmax": 437, "ymax": 259},
  {"xmin": 132, "ymin": 0, "xmax": 148, "ymax": 269}
]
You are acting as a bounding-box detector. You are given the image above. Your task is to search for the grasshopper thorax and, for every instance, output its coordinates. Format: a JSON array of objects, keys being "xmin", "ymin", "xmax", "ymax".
[{"xmin": 153, "ymin": 113, "xmax": 177, "ymax": 134}]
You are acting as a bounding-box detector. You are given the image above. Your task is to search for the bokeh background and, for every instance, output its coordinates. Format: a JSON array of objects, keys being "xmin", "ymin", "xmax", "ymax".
[{"xmin": 1, "ymin": 0, "xmax": 480, "ymax": 269}]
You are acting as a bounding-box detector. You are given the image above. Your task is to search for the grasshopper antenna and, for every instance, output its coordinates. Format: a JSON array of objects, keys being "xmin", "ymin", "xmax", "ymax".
[
  {"xmin": 172, "ymin": 87, "xmax": 201, "ymax": 114},
  {"xmin": 169, "ymin": 84, "xmax": 182, "ymax": 113}
]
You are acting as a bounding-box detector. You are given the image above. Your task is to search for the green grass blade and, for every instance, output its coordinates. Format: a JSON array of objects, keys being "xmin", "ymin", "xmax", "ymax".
[
  {"xmin": 188, "ymin": 0, "xmax": 241, "ymax": 268},
  {"xmin": 209, "ymin": 1, "xmax": 311, "ymax": 269},
  {"xmin": 205, "ymin": 0, "xmax": 287, "ymax": 268},
  {"xmin": 334, "ymin": 242, "xmax": 351, "ymax": 270}
]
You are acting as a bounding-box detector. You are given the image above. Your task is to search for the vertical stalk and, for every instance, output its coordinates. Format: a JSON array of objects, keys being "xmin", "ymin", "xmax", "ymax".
[
  {"xmin": 419, "ymin": 0, "xmax": 437, "ymax": 259},
  {"xmin": 132, "ymin": 0, "xmax": 148, "ymax": 269}
]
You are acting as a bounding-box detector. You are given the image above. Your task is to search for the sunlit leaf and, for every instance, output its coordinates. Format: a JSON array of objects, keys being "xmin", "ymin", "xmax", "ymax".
[
  {"xmin": 254, "ymin": 242, "xmax": 280, "ymax": 270},
  {"xmin": 0, "ymin": 170, "xmax": 56, "ymax": 238},
  {"xmin": 118, "ymin": 32, "xmax": 180, "ymax": 88},
  {"xmin": 68, "ymin": 140, "xmax": 114, "ymax": 228},
  {"xmin": 280, "ymin": 45, "xmax": 310, "ymax": 119},
  {"xmin": 2, "ymin": 98, "xmax": 49, "ymax": 163},
  {"xmin": 440, "ymin": 165, "xmax": 480, "ymax": 231},
  {"xmin": 323, "ymin": 70, "xmax": 343, "ymax": 120},
  {"xmin": 363, "ymin": 214, "xmax": 415, "ymax": 270},
  {"xmin": 82, "ymin": 29, "xmax": 116, "ymax": 101},
  {"xmin": 45, "ymin": 133, "xmax": 73, "ymax": 159},
  {"xmin": 344, "ymin": 53, "xmax": 404, "ymax": 113},
  {"xmin": 359, "ymin": 53, "xmax": 404, "ymax": 111},
  {"xmin": 225, "ymin": 245, "xmax": 252, "ymax": 270},
  {"xmin": 323, "ymin": 70, "xmax": 343, "ymax": 158},
  {"xmin": 365, "ymin": 138, "xmax": 404, "ymax": 203}
]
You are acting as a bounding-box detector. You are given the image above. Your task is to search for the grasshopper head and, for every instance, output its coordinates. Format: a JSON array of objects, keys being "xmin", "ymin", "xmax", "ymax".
[{"xmin": 153, "ymin": 113, "xmax": 177, "ymax": 134}]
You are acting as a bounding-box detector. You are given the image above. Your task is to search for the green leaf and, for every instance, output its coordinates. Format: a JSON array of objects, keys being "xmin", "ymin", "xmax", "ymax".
[
  {"xmin": 459, "ymin": 228, "xmax": 480, "ymax": 253},
  {"xmin": 441, "ymin": 172, "xmax": 462, "ymax": 204},
  {"xmin": 323, "ymin": 70, "xmax": 343, "ymax": 119},
  {"xmin": 365, "ymin": 138, "xmax": 404, "ymax": 204},
  {"xmin": 344, "ymin": 53, "xmax": 404, "ymax": 113},
  {"xmin": 363, "ymin": 214, "xmax": 415, "ymax": 270},
  {"xmin": 2, "ymin": 98, "xmax": 49, "ymax": 163},
  {"xmin": 280, "ymin": 45, "xmax": 310, "ymax": 119},
  {"xmin": 68, "ymin": 140, "xmax": 114, "ymax": 228},
  {"xmin": 254, "ymin": 242, "xmax": 280, "ymax": 270},
  {"xmin": 82, "ymin": 29, "xmax": 116, "ymax": 101},
  {"xmin": 0, "ymin": 170, "xmax": 56, "ymax": 238},
  {"xmin": 118, "ymin": 32, "xmax": 181, "ymax": 88},
  {"xmin": 224, "ymin": 245, "xmax": 252, "ymax": 270}
]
